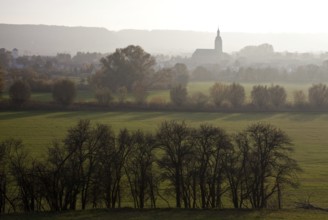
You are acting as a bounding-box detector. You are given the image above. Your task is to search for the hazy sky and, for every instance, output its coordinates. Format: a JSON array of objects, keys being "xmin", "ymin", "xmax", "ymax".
[{"xmin": 1, "ymin": 0, "xmax": 327, "ymax": 33}]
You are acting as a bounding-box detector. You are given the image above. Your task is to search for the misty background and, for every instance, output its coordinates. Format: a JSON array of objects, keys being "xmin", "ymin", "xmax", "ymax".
[{"xmin": 1, "ymin": 24, "xmax": 328, "ymax": 55}]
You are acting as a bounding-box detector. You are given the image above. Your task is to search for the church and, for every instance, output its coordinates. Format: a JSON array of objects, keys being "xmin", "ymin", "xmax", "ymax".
[{"xmin": 191, "ymin": 28, "xmax": 223, "ymax": 64}]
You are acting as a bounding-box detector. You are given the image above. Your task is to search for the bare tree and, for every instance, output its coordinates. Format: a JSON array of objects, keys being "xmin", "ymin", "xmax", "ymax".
[
  {"xmin": 193, "ymin": 124, "xmax": 232, "ymax": 208},
  {"xmin": 0, "ymin": 139, "xmax": 20, "ymax": 213},
  {"xmin": 7, "ymin": 141, "xmax": 41, "ymax": 212},
  {"xmin": 222, "ymin": 132, "xmax": 250, "ymax": 208},
  {"xmin": 101, "ymin": 129, "xmax": 133, "ymax": 208},
  {"xmin": 234, "ymin": 123, "xmax": 301, "ymax": 208},
  {"xmin": 157, "ymin": 121, "xmax": 193, "ymax": 208},
  {"xmin": 124, "ymin": 130, "xmax": 157, "ymax": 208}
]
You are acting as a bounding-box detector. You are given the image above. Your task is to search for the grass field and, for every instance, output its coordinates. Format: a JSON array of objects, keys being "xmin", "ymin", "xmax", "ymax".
[
  {"xmin": 1, "ymin": 208, "xmax": 328, "ymax": 220},
  {"xmin": 1, "ymin": 110, "xmax": 328, "ymax": 208}
]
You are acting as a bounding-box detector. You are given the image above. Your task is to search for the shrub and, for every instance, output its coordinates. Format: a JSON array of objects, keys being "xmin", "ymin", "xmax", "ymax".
[
  {"xmin": 308, "ymin": 84, "xmax": 328, "ymax": 107},
  {"xmin": 117, "ymin": 86, "xmax": 128, "ymax": 103},
  {"xmin": 95, "ymin": 88, "xmax": 113, "ymax": 105},
  {"xmin": 251, "ymin": 85, "xmax": 270, "ymax": 108},
  {"xmin": 268, "ymin": 85, "xmax": 287, "ymax": 107},
  {"xmin": 9, "ymin": 80, "xmax": 31, "ymax": 105},
  {"xmin": 190, "ymin": 92, "xmax": 208, "ymax": 107},
  {"xmin": 227, "ymin": 83, "xmax": 245, "ymax": 107},
  {"xmin": 149, "ymin": 96, "xmax": 167, "ymax": 105},
  {"xmin": 170, "ymin": 84, "xmax": 188, "ymax": 106},
  {"xmin": 172, "ymin": 63, "xmax": 189, "ymax": 87},
  {"xmin": 0, "ymin": 66, "xmax": 4, "ymax": 97},
  {"xmin": 52, "ymin": 79, "xmax": 76, "ymax": 106},
  {"xmin": 293, "ymin": 90, "xmax": 307, "ymax": 107},
  {"xmin": 132, "ymin": 82, "xmax": 148, "ymax": 104},
  {"xmin": 209, "ymin": 82, "xmax": 229, "ymax": 107},
  {"xmin": 29, "ymin": 78, "xmax": 54, "ymax": 92}
]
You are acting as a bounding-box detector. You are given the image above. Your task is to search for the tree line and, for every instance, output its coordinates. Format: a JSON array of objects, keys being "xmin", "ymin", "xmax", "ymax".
[
  {"xmin": 3, "ymin": 45, "xmax": 328, "ymax": 110},
  {"xmin": 0, "ymin": 120, "xmax": 300, "ymax": 213},
  {"xmin": 4, "ymin": 76, "xmax": 328, "ymax": 112}
]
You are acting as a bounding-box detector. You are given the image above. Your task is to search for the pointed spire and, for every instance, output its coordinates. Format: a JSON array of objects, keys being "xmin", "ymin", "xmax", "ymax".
[{"xmin": 217, "ymin": 27, "xmax": 220, "ymax": 35}]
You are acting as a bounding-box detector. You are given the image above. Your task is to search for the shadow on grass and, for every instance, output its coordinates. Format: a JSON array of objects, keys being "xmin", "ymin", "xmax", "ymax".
[
  {"xmin": 279, "ymin": 112, "xmax": 328, "ymax": 122},
  {"xmin": 0, "ymin": 111, "xmax": 53, "ymax": 121},
  {"xmin": 221, "ymin": 113, "xmax": 275, "ymax": 122}
]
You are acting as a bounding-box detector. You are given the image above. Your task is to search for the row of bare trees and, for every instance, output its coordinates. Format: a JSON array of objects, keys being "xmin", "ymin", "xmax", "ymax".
[{"xmin": 0, "ymin": 120, "xmax": 300, "ymax": 213}]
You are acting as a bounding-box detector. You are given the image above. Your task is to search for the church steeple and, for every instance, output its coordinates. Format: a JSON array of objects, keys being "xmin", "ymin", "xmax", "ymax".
[{"xmin": 215, "ymin": 27, "xmax": 222, "ymax": 53}]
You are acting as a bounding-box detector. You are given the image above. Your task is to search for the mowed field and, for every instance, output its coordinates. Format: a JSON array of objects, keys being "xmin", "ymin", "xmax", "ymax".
[{"xmin": 1, "ymin": 110, "xmax": 328, "ymax": 208}]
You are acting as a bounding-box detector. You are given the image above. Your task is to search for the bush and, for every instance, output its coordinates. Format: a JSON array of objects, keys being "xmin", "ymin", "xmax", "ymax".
[
  {"xmin": 29, "ymin": 79, "xmax": 53, "ymax": 92},
  {"xmin": 251, "ymin": 85, "xmax": 270, "ymax": 108},
  {"xmin": 293, "ymin": 90, "xmax": 307, "ymax": 107},
  {"xmin": 191, "ymin": 66, "xmax": 216, "ymax": 81},
  {"xmin": 172, "ymin": 63, "xmax": 189, "ymax": 87},
  {"xmin": 117, "ymin": 86, "xmax": 128, "ymax": 103},
  {"xmin": 0, "ymin": 66, "xmax": 4, "ymax": 97},
  {"xmin": 268, "ymin": 85, "xmax": 287, "ymax": 107},
  {"xmin": 227, "ymin": 83, "xmax": 245, "ymax": 107},
  {"xmin": 170, "ymin": 84, "xmax": 188, "ymax": 106},
  {"xmin": 209, "ymin": 82, "xmax": 229, "ymax": 107},
  {"xmin": 149, "ymin": 96, "xmax": 167, "ymax": 105},
  {"xmin": 95, "ymin": 88, "xmax": 113, "ymax": 106},
  {"xmin": 9, "ymin": 80, "xmax": 31, "ymax": 105},
  {"xmin": 52, "ymin": 79, "xmax": 76, "ymax": 106},
  {"xmin": 132, "ymin": 82, "xmax": 148, "ymax": 104},
  {"xmin": 308, "ymin": 84, "xmax": 328, "ymax": 107},
  {"xmin": 190, "ymin": 92, "xmax": 208, "ymax": 107}
]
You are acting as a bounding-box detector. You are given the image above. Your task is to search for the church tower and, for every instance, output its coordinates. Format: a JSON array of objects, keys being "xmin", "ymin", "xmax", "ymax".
[{"xmin": 215, "ymin": 28, "xmax": 222, "ymax": 53}]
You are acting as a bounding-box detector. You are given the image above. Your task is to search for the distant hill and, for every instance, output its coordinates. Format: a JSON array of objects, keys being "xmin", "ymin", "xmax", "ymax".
[{"xmin": 1, "ymin": 24, "xmax": 328, "ymax": 56}]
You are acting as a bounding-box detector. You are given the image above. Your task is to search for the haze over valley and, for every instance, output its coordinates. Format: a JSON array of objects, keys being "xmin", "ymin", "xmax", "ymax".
[
  {"xmin": 2, "ymin": 1, "xmax": 328, "ymax": 219},
  {"xmin": 2, "ymin": 24, "xmax": 328, "ymax": 55}
]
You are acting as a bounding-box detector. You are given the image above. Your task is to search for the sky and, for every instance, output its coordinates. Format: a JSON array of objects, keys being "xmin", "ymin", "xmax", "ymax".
[{"xmin": 1, "ymin": 0, "xmax": 328, "ymax": 33}]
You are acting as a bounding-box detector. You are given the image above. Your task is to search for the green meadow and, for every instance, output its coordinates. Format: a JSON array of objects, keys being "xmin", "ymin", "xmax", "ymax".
[
  {"xmin": 1, "ymin": 110, "xmax": 328, "ymax": 208},
  {"xmin": 1, "ymin": 82, "xmax": 328, "ymax": 219}
]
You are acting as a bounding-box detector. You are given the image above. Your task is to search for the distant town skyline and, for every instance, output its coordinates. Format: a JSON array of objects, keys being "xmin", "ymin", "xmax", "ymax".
[{"xmin": 1, "ymin": 0, "xmax": 327, "ymax": 33}]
